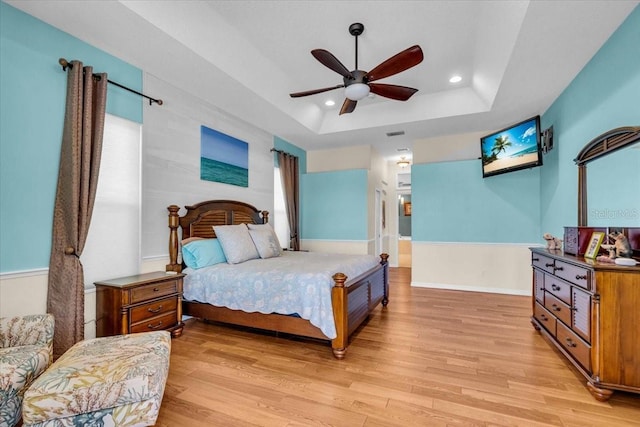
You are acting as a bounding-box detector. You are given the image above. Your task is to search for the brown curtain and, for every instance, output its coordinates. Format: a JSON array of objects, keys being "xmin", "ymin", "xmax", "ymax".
[
  {"xmin": 277, "ymin": 152, "xmax": 300, "ymax": 251},
  {"xmin": 48, "ymin": 61, "xmax": 107, "ymax": 358}
]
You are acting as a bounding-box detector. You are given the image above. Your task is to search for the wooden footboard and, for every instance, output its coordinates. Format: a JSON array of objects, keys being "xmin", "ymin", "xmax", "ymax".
[{"xmin": 331, "ymin": 253, "xmax": 389, "ymax": 358}]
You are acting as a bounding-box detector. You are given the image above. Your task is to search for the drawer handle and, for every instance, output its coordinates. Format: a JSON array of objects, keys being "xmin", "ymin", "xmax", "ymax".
[
  {"xmin": 532, "ymin": 257, "xmax": 540, "ymax": 261},
  {"xmin": 545, "ymin": 263, "xmax": 554, "ymax": 268},
  {"xmin": 153, "ymin": 287, "xmax": 160, "ymax": 292},
  {"xmin": 575, "ymin": 274, "xmax": 587, "ymax": 280},
  {"xmin": 554, "ymin": 266, "xmax": 564, "ymax": 272},
  {"xmin": 540, "ymin": 314, "xmax": 548, "ymax": 321},
  {"xmin": 147, "ymin": 320, "xmax": 163, "ymax": 330},
  {"xmin": 551, "ymin": 304, "xmax": 561, "ymax": 312},
  {"xmin": 147, "ymin": 305, "xmax": 163, "ymax": 314},
  {"xmin": 564, "ymin": 337, "xmax": 577, "ymax": 348},
  {"xmin": 551, "ymin": 284, "xmax": 561, "ymax": 291}
]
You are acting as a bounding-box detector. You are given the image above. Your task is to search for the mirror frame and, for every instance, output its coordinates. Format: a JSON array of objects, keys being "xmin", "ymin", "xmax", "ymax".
[{"xmin": 575, "ymin": 126, "xmax": 640, "ymax": 226}]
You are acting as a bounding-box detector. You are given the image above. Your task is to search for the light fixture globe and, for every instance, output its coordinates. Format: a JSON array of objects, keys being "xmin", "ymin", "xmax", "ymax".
[
  {"xmin": 397, "ymin": 156, "xmax": 411, "ymax": 168},
  {"xmin": 344, "ymin": 83, "xmax": 370, "ymax": 101}
]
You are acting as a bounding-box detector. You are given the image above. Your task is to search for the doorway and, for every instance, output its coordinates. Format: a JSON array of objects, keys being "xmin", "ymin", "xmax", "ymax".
[{"xmin": 398, "ymin": 193, "xmax": 411, "ymax": 267}]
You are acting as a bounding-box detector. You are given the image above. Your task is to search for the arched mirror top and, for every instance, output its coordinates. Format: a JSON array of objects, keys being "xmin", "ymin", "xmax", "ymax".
[{"xmin": 576, "ymin": 126, "xmax": 640, "ymax": 226}]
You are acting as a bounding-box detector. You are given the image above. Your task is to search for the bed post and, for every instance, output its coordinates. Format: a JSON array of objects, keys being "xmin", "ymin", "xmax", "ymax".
[
  {"xmin": 261, "ymin": 210, "xmax": 269, "ymax": 223},
  {"xmin": 331, "ymin": 272, "xmax": 348, "ymax": 359},
  {"xmin": 380, "ymin": 253, "xmax": 389, "ymax": 306},
  {"xmin": 166, "ymin": 205, "xmax": 182, "ymax": 272}
]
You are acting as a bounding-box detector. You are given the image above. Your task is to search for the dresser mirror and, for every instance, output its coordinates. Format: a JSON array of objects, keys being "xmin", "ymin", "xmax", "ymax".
[{"xmin": 575, "ymin": 126, "xmax": 640, "ymax": 226}]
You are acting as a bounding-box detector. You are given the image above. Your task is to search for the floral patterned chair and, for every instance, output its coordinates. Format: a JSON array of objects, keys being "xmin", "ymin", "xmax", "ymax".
[
  {"xmin": 22, "ymin": 331, "xmax": 171, "ymax": 427},
  {"xmin": 0, "ymin": 314, "xmax": 55, "ymax": 427}
]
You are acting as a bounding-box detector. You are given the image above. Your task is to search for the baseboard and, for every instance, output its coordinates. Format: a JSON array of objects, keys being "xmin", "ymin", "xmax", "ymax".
[{"xmin": 411, "ymin": 281, "xmax": 531, "ymax": 296}]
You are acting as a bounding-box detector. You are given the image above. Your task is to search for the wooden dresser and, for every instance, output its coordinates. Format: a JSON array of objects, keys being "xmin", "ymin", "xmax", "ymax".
[
  {"xmin": 530, "ymin": 248, "xmax": 640, "ymax": 401},
  {"xmin": 95, "ymin": 271, "xmax": 185, "ymax": 338}
]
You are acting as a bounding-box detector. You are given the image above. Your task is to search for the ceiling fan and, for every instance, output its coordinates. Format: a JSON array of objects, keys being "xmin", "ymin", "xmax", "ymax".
[{"xmin": 289, "ymin": 23, "xmax": 424, "ymax": 115}]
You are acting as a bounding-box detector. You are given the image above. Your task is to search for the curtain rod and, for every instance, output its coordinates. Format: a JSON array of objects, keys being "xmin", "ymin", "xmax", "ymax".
[
  {"xmin": 270, "ymin": 148, "xmax": 298, "ymax": 158},
  {"xmin": 59, "ymin": 58, "xmax": 163, "ymax": 106}
]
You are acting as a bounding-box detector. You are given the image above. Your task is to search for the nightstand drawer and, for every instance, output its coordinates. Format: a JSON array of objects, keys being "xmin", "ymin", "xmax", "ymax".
[
  {"xmin": 130, "ymin": 297, "xmax": 178, "ymax": 324},
  {"xmin": 130, "ymin": 312, "xmax": 177, "ymax": 334},
  {"xmin": 130, "ymin": 280, "xmax": 178, "ymax": 303}
]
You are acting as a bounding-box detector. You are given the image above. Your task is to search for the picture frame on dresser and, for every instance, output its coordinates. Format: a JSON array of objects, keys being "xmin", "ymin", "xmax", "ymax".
[{"xmin": 584, "ymin": 231, "xmax": 605, "ymax": 259}]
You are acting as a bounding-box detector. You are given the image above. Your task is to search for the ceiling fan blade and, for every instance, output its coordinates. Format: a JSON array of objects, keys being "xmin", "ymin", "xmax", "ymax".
[
  {"xmin": 290, "ymin": 84, "xmax": 344, "ymax": 98},
  {"xmin": 366, "ymin": 45, "xmax": 424, "ymax": 82},
  {"xmin": 369, "ymin": 83, "xmax": 418, "ymax": 101},
  {"xmin": 311, "ymin": 49, "xmax": 353, "ymax": 78},
  {"xmin": 339, "ymin": 98, "xmax": 357, "ymax": 115}
]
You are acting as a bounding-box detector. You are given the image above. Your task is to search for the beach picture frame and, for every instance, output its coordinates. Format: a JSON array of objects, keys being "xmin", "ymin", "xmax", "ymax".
[
  {"xmin": 584, "ymin": 231, "xmax": 605, "ymax": 259},
  {"xmin": 200, "ymin": 125, "xmax": 249, "ymax": 187}
]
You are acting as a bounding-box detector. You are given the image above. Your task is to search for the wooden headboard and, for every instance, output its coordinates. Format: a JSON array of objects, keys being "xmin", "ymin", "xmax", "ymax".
[{"xmin": 166, "ymin": 200, "xmax": 269, "ymax": 272}]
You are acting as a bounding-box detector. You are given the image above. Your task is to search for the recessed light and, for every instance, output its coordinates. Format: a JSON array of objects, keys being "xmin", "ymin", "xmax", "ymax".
[
  {"xmin": 325, "ymin": 100, "xmax": 335, "ymax": 106},
  {"xmin": 449, "ymin": 75, "xmax": 462, "ymax": 83}
]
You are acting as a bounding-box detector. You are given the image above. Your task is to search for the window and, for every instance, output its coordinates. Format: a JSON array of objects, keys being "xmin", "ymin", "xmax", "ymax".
[
  {"xmin": 81, "ymin": 114, "xmax": 141, "ymax": 289},
  {"xmin": 273, "ymin": 167, "xmax": 290, "ymax": 249}
]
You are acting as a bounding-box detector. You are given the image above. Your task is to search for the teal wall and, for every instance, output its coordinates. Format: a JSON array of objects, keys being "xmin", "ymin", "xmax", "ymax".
[
  {"xmin": 0, "ymin": 2, "xmax": 143, "ymax": 272},
  {"xmin": 301, "ymin": 170, "xmax": 368, "ymax": 240},
  {"xmin": 412, "ymin": 160, "xmax": 541, "ymax": 243},
  {"xmin": 273, "ymin": 136, "xmax": 307, "ymax": 173},
  {"xmin": 540, "ymin": 5, "xmax": 640, "ymax": 235}
]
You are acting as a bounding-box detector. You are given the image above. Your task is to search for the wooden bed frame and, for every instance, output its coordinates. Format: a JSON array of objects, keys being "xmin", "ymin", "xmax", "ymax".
[{"xmin": 166, "ymin": 200, "xmax": 389, "ymax": 359}]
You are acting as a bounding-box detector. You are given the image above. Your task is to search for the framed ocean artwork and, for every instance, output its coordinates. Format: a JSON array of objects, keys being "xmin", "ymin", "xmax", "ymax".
[{"xmin": 200, "ymin": 125, "xmax": 248, "ymax": 187}]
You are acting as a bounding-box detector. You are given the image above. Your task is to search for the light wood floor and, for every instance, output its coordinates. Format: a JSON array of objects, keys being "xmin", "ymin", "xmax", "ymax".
[{"xmin": 155, "ymin": 268, "xmax": 640, "ymax": 426}]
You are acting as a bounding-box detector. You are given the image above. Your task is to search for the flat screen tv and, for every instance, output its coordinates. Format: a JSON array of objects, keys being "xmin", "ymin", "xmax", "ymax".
[{"xmin": 480, "ymin": 116, "xmax": 543, "ymax": 178}]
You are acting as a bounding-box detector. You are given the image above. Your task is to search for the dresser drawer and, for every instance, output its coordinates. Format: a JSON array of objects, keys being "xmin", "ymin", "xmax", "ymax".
[
  {"xmin": 532, "ymin": 253, "xmax": 555, "ymax": 274},
  {"xmin": 130, "ymin": 279, "xmax": 178, "ymax": 303},
  {"xmin": 553, "ymin": 260, "xmax": 591, "ymax": 291},
  {"xmin": 534, "ymin": 302, "xmax": 556, "ymax": 336},
  {"xmin": 544, "ymin": 293, "xmax": 572, "ymax": 327},
  {"xmin": 557, "ymin": 321, "xmax": 591, "ymax": 372},
  {"xmin": 130, "ymin": 312, "xmax": 177, "ymax": 334},
  {"xmin": 545, "ymin": 274, "xmax": 571, "ymax": 304},
  {"xmin": 130, "ymin": 296, "xmax": 178, "ymax": 324}
]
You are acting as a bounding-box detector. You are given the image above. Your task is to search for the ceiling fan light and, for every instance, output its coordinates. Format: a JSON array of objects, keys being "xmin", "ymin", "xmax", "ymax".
[{"xmin": 345, "ymin": 83, "xmax": 370, "ymax": 101}]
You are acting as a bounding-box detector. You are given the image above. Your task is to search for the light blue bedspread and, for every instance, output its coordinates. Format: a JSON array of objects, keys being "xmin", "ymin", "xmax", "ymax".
[{"xmin": 183, "ymin": 251, "xmax": 380, "ymax": 339}]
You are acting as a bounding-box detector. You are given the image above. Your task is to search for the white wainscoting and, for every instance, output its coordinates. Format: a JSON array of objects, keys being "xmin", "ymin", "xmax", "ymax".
[
  {"xmin": 411, "ymin": 241, "xmax": 541, "ymax": 295},
  {"xmin": 0, "ymin": 269, "xmax": 97, "ymax": 338}
]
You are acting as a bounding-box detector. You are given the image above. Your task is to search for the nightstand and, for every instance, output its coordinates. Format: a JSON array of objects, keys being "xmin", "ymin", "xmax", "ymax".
[{"xmin": 95, "ymin": 271, "xmax": 185, "ymax": 338}]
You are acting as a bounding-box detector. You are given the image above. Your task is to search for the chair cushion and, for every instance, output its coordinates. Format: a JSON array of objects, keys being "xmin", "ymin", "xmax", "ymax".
[
  {"xmin": 0, "ymin": 344, "xmax": 51, "ymax": 427},
  {"xmin": 23, "ymin": 331, "xmax": 171, "ymax": 427}
]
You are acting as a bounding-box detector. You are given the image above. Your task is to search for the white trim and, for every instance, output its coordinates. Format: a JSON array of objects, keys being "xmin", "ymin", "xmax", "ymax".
[
  {"xmin": 411, "ymin": 281, "xmax": 531, "ymax": 296},
  {"xmin": 0, "ymin": 268, "xmax": 48, "ymax": 280},
  {"xmin": 413, "ymin": 241, "xmax": 544, "ymax": 247},
  {"xmin": 301, "ymin": 238, "xmax": 372, "ymax": 243},
  {"xmin": 142, "ymin": 254, "xmax": 169, "ymax": 261}
]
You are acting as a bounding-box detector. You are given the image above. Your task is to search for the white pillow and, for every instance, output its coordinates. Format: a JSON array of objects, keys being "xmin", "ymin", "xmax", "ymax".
[
  {"xmin": 248, "ymin": 228, "xmax": 281, "ymax": 259},
  {"xmin": 247, "ymin": 223, "xmax": 283, "ymax": 255},
  {"xmin": 212, "ymin": 224, "xmax": 259, "ymax": 264}
]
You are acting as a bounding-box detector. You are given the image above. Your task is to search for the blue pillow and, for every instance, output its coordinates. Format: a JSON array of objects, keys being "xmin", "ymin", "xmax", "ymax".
[{"xmin": 182, "ymin": 239, "xmax": 227, "ymax": 269}]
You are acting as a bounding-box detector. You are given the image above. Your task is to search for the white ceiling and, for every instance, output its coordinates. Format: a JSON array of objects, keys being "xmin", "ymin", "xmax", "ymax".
[{"xmin": 8, "ymin": 0, "xmax": 638, "ymax": 160}]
